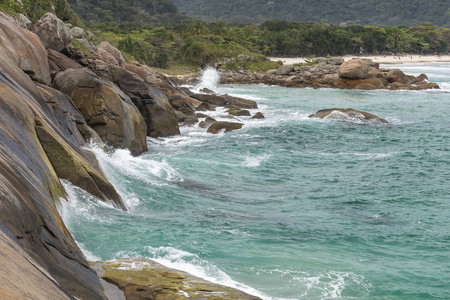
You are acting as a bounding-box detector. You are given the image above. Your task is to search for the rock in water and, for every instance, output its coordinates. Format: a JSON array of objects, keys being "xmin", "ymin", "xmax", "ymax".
[
  {"xmin": 53, "ymin": 68, "xmax": 148, "ymax": 156},
  {"xmin": 92, "ymin": 258, "xmax": 261, "ymax": 300},
  {"xmin": 309, "ymin": 108, "xmax": 389, "ymax": 124},
  {"xmin": 207, "ymin": 121, "xmax": 244, "ymax": 134}
]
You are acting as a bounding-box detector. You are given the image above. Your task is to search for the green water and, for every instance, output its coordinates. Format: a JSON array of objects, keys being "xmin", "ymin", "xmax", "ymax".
[{"xmin": 61, "ymin": 63, "xmax": 450, "ymax": 299}]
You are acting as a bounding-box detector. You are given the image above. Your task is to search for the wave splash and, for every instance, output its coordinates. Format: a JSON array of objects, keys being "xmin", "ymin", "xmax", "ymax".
[{"xmin": 197, "ymin": 67, "xmax": 220, "ymax": 90}]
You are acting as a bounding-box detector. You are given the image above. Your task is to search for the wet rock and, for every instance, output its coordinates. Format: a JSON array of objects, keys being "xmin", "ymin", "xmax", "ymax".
[
  {"xmin": 227, "ymin": 108, "xmax": 251, "ymax": 116},
  {"xmin": 0, "ymin": 55, "xmax": 108, "ymax": 299},
  {"xmin": 31, "ymin": 12, "xmax": 72, "ymax": 52},
  {"xmin": 88, "ymin": 60, "xmax": 180, "ymax": 138},
  {"xmin": 92, "ymin": 259, "xmax": 261, "ymax": 300},
  {"xmin": 169, "ymin": 94, "xmax": 196, "ymax": 116},
  {"xmin": 309, "ymin": 108, "xmax": 389, "ymax": 124},
  {"xmin": 252, "ymin": 112, "xmax": 265, "ymax": 119},
  {"xmin": 53, "ymin": 68, "xmax": 148, "ymax": 156},
  {"xmin": 207, "ymin": 121, "xmax": 244, "ymax": 134},
  {"xmin": 196, "ymin": 102, "xmax": 216, "ymax": 111}
]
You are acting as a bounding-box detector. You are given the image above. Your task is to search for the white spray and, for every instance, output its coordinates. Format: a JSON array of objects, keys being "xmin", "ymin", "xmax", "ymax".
[{"xmin": 197, "ymin": 67, "xmax": 220, "ymax": 90}]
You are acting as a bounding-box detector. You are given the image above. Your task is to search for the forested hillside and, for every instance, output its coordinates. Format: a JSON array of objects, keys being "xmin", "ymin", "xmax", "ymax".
[
  {"xmin": 171, "ymin": 0, "xmax": 450, "ymax": 27},
  {"xmin": 66, "ymin": 0, "xmax": 190, "ymax": 27}
]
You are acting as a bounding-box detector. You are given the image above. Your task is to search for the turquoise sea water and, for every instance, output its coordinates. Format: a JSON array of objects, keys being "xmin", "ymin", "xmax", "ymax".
[{"xmin": 61, "ymin": 63, "xmax": 450, "ymax": 300}]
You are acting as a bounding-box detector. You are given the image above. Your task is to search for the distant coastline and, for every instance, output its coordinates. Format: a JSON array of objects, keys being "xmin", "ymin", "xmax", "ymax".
[{"xmin": 269, "ymin": 54, "xmax": 450, "ymax": 65}]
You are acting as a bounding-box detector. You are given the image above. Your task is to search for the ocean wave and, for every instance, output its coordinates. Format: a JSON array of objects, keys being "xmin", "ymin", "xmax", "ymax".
[{"xmin": 112, "ymin": 246, "xmax": 273, "ymax": 299}]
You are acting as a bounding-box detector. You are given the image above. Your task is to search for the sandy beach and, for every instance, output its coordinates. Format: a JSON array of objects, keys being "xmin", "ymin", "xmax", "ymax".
[{"xmin": 269, "ymin": 54, "xmax": 450, "ymax": 65}]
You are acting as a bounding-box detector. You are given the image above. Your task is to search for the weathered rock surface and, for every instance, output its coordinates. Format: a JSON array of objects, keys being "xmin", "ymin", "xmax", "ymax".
[
  {"xmin": 0, "ymin": 225, "xmax": 72, "ymax": 300},
  {"xmin": 207, "ymin": 121, "xmax": 244, "ymax": 134},
  {"xmin": 53, "ymin": 68, "xmax": 148, "ymax": 156},
  {"xmin": 92, "ymin": 259, "xmax": 261, "ymax": 300},
  {"xmin": 88, "ymin": 59, "xmax": 180, "ymax": 138},
  {"xmin": 309, "ymin": 108, "xmax": 389, "ymax": 124},
  {"xmin": 31, "ymin": 12, "xmax": 72, "ymax": 52},
  {"xmin": 339, "ymin": 59, "xmax": 370, "ymax": 79},
  {"xmin": 0, "ymin": 55, "xmax": 108, "ymax": 299},
  {"xmin": 97, "ymin": 41, "xmax": 125, "ymax": 68},
  {"xmin": 0, "ymin": 12, "xmax": 51, "ymax": 85},
  {"xmin": 47, "ymin": 48, "xmax": 83, "ymax": 76}
]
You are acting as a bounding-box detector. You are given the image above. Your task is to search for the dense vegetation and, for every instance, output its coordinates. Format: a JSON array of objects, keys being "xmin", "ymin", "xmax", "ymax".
[
  {"xmin": 67, "ymin": 0, "xmax": 191, "ymax": 28},
  {"xmin": 0, "ymin": 0, "xmax": 82, "ymax": 25},
  {"xmin": 1, "ymin": 0, "xmax": 449, "ymax": 73},
  {"xmin": 171, "ymin": 0, "xmax": 450, "ymax": 27}
]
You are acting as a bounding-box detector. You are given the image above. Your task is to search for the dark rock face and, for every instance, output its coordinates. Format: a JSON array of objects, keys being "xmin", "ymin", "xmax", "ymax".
[
  {"xmin": 88, "ymin": 60, "xmax": 180, "ymax": 138},
  {"xmin": 53, "ymin": 68, "xmax": 148, "ymax": 156},
  {"xmin": 309, "ymin": 108, "xmax": 389, "ymax": 124},
  {"xmin": 207, "ymin": 121, "xmax": 244, "ymax": 134},
  {"xmin": 47, "ymin": 49, "xmax": 82, "ymax": 77},
  {"xmin": 0, "ymin": 56, "xmax": 108, "ymax": 299}
]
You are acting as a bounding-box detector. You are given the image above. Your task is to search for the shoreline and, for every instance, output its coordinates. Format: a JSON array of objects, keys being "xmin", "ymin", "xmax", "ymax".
[{"xmin": 269, "ymin": 54, "xmax": 450, "ymax": 65}]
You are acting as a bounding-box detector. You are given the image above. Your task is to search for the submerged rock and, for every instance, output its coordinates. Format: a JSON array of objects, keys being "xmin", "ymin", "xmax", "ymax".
[
  {"xmin": 92, "ymin": 259, "xmax": 261, "ymax": 300},
  {"xmin": 207, "ymin": 121, "xmax": 244, "ymax": 134},
  {"xmin": 309, "ymin": 108, "xmax": 389, "ymax": 124}
]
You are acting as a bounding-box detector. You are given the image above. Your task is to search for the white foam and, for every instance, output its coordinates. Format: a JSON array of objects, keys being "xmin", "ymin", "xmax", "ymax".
[
  {"xmin": 243, "ymin": 154, "xmax": 271, "ymax": 167},
  {"xmin": 197, "ymin": 67, "xmax": 220, "ymax": 90},
  {"xmin": 88, "ymin": 144, "xmax": 184, "ymax": 186},
  {"xmin": 112, "ymin": 246, "xmax": 272, "ymax": 299}
]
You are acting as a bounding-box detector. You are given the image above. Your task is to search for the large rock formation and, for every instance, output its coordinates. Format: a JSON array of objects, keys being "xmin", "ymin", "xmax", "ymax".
[
  {"xmin": 53, "ymin": 68, "xmax": 148, "ymax": 156},
  {"xmin": 31, "ymin": 12, "xmax": 72, "ymax": 52},
  {"xmin": 339, "ymin": 58, "xmax": 370, "ymax": 79},
  {"xmin": 0, "ymin": 57, "xmax": 108, "ymax": 299},
  {"xmin": 92, "ymin": 259, "xmax": 261, "ymax": 300},
  {"xmin": 0, "ymin": 12, "xmax": 51, "ymax": 85},
  {"xmin": 87, "ymin": 59, "xmax": 180, "ymax": 138},
  {"xmin": 0, "ymin": 13, "xmax": 130, "ymax": 299}
]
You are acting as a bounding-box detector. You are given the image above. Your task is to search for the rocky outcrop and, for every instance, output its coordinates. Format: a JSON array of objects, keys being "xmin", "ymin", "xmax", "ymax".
[
  {"xmin": 92, "ymin": 259, "xmax": 261, "ymax": 300},
  {"xmin": 87, "ymin": 59, "xmax": 180, "ymax": 138},
  {"xmin": 0, "ymin": 12, "xmax": 51, "ymax": 85},
  {"xmin": 339, "ymin": 59, "xmax": 370, "ymax": 79},
  {"xmin": 207, "ymin": 121, "xmax": 244, "ymax": 134},
  {"xmin": 31, "ymin": 12, "xmax": 72, "ymax": 52},
  {"xmin": 0, "ymin": 55, "xmax": 108, "ymax": 299},
  {"xmin": 97, "ymin": 41, "xmax": 125, "ymax": 68},
  {"xmin": 53, "ymin": 68, "xmax": 148, "ymax": 156},
  {"xmin": 309, "ymin": 108, "xmax": 389, "ymax": 124},
  {"xmin": 194, "ymin": 57, "xmax": 439, "ymax": 91}
]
